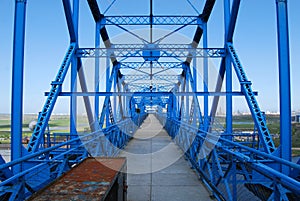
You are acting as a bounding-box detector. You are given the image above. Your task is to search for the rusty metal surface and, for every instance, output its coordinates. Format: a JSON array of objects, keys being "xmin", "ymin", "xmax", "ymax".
[{"xmin": 29, "ymin": 157, "xmax": 126, "ymax": 201}]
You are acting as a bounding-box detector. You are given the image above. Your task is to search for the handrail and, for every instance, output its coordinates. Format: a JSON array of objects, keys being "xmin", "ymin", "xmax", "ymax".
[{"xmin": 162, "ymin": 115, "xmax": 300, "ymax": 171}]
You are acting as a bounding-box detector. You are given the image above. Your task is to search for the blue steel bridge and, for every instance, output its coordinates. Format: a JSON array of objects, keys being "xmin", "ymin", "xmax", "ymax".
[{"xmin": 1, "ymin": 0, "xmax": 300, "ymax": 200}]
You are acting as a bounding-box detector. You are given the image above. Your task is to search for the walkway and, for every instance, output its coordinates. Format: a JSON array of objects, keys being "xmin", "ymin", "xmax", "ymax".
[{"xmin": 120, "ymin": 114, "xmax": 213, "ymax": 201}]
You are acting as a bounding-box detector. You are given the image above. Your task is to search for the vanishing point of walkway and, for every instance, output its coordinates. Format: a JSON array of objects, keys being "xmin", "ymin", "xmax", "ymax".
[{"xmin": 120, "ymin": 114, "xmax": 212, "ymax": 201}]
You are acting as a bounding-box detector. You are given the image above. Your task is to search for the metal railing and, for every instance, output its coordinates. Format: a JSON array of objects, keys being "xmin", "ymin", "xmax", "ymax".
[{"xmin": 156, "ymin": 113, "xmax": 300, "ymax": 201}]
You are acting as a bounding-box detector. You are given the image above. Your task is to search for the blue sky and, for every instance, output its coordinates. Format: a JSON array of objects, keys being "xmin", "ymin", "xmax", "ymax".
[{"xmin": 0, "ymin": 0, "xmax": 299, "ymax": 114}]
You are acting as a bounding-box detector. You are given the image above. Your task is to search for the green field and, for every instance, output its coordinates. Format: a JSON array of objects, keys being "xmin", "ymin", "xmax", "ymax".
[
  {"xmin": 0, "ymin": 114, "xmax": 90, "ymax": 143},
  {"xmin": 232, "ymin": 115, "xmax": 300, "ymax": 155},
  {"xmin": 232, "ymin": 115, "xmax": 300, "ymax": 149}
]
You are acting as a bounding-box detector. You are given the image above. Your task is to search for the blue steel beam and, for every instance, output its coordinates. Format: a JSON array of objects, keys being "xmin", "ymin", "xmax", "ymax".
[
  {"xmin": 72, "ymin": 0, "xmax": 79, "ymax": 39},
  {"xmin": 210, "ymin": 0, "xmax": 241, "ymax": 133},
  {"xmin": 209, "ymin": 57, "xmax": 225, "ymax": 129},
  {"xmin": 11, "ymin": 0, "xmax": 27, "ymax": 174},
  {"xmin": 227, "ymin": 43, "xmax": 276, "ymax": 154},
  {"xmin": 186, "ymin": 0, "xmax": 216, "ymax": 64},
  {"xmin": 225, "ymin": 0, "xmax": 232, "ymax": 136},
  {"xmin": 48, "ymin": 91, "xmax": 254, "ymax": 97},
  {"xmin": 203, "ymin": 23, "xmax": 209, "ymax": 130},
  {"xmin": 95, "ymin": 22, "xmax": 100, "ymax": 123},
  {"xmin": 183, "ymin": 63, "xmax": 204, "ymax": 123},
  {"xmin": 77, "ymin": 47, "xmax": 225, "ymax": 58},
  {"xmin": 87, "ymin": 0, "xmax": 122, "ymax": 128},
  {"xmin": 226, "ymin": 0, "xmax": 241, "ymax": 42},
  {"xmin": 276, "ymin": 0, "xmax": 291, "ymax": 175},
  {"xmin": 47, "ymin": 91, "xmax": 256, "ymax": 97},
  {"xmin": 113, "ymin": 63, "xmax": 117, "ymax": 118},
  {"xmin": 116, "ymin": 76, "xmax": 125, "ymax": 120},
  {"xmin": 87, "ymin": 0, "xmax": 102, "ymax": 22},
  {"xmin": 128, "ymin": 84, "xmax": 174, "ymax": 93},
  {"xmin": 104, "ymin": 16, "xmax": 200, "ymax": 25},
  {"xmin": 27, "ymin": 43, "xmax": 76, "ymax": 152},
  {"xmin": 190, "ymin": 0, "xmax": 215, "ymax": 46},
  {"xmin": 124, "ymin": 74, "xmax": 179, "ymax": 80},
  {"xmin": 70, "ymin": 0, "xmax": 79, "ymax": 139},
  {"xmin": 178, "ymin": 70, "xmax": 187, "ymax": 120},
  {"xmin": 105, "ymin": 56, "xmax": 111, "ymax": 126},
  {"xmin": 62, "ymin": 0, "xmax": 76, "ymax": 42},
  {"xmin": 99, "ymin": 63, "xmax": 120, "ymax": 128},
  {"xmin": 86, "ymin": 0, "xmax": 118, "ymax": 65},
  {"xmin": 77, "ymin": 59, "xmax": 96, "ymax": 132},
  {"xmin": 68, "ymin": 0, "xmax": 95, "ymax": 141},
  {"xmin": 200, "ymin": 0, "xmax": 216, "ymax": 22},
  {"xmin": 120, "ymin": 62, "xmax": 182, "ymax": 69}
]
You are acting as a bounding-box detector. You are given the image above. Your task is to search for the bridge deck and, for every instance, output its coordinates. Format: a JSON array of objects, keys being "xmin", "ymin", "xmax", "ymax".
[{"xmin": 120, "ymin": 114, "xmax": 213, "ymax": 201}]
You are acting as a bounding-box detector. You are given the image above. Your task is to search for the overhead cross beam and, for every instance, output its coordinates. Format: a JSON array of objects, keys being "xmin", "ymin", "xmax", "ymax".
[
  {"xmin": 105, "ymin": 16, "xmax": 200, "ymax": 25},
  {"xmin": 77, "ymin": 47, "xmax": 225, "ymax": 58}
]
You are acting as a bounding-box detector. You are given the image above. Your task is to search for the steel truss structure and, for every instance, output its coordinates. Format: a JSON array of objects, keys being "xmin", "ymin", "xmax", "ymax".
[{"xmin": 0, "ymin": 0, "xmax": 299, "ymax": 200}]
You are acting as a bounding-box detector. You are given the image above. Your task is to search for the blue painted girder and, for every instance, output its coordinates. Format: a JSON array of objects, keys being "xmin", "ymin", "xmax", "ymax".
[
  {"xmin": 27, "ymin": 43, "xmax": 76, "ymax": 152},
  {"xmin": 227, "ymin": 43, "xmax": 276, "ymax": 154}
]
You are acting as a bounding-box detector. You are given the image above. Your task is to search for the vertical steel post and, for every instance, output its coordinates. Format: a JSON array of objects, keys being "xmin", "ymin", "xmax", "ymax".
[
  {"xmin": 186, "ymin": 73, "xmax": 189, "ymax": 121},
  {"xmin": 125, "ymin": 85, "xmax": 128, "ymax": 117},
  {"xmin": 225, "ymin": 0, "xmax": 232, "ymax": 136},
  {"xmin": 11, "ymin": 0, "xmax": 27, "ymax": 173},
  {"xmin": 106, "ymin": 55, "xmax": 110, "ymax": 126},
  {"xmin": 203, "ymin": 23, "xmax": 209, "ymax": 130},
  {"xmin": 193, "ymin": 53, "xmax": 197, "ymax": 126},
  {"xmin": 150, "ymin": 0, "xmax": 153, "ymax": 43},
  {"xmin": 72, "ymin": 0, "xmax": 78, "ymax": 40},
  {"xmin": 276, "ymin": 0, "xmax": 291, "ymax": 174},
  {"xmin": 95, "ymin": 22, "xmax": 100, "ymax": 123},
  {"xmin": 173, "ymin": 89, "xmax": 177, "ymax": 119},
  {"xmin": 113, "ymin": 68, "xmax": 117, "ymax": 120},
  {"xmin": 70, "ymin": 0, "xmax": 79, "ymax": 138},
  {"xmin": 193, "ymin": 53, "xmax": 197, "ymax": 92}
]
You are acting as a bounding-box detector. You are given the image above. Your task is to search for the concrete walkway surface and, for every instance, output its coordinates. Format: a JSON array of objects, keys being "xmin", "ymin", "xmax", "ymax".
[{"xmin": 120, "ymin": 114, "xmax": 213, "ymax": 201}]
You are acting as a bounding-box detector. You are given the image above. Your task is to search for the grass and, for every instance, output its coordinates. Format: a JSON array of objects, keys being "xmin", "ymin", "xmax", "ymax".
[
  {"xmin": 0, "ymin": 114, "xmax": 90, "ymax": 144},
  {"xmin": 232, "ymin": 123, "xmax": 254, "ymax": 130},
  {"xmin": 292, "ymin": 150, "xmax": 300, "ymax": 157}
]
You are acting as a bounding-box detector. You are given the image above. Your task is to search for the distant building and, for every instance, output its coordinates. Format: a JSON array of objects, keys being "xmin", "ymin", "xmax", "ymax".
[{"xmin": 292, "ymin": 114, "xmax": 300, "ymax": 123}]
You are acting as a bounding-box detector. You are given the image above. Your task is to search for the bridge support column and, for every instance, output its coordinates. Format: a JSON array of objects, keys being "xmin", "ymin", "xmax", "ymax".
[
  {"xmin": 95, "ymin": 22, "xmax": 100, "ymax": 124},
  {"xmin": 11, "ymin": 0, "xmax": 27, "ymax": 173},
  {"xmin": 106, "ymin": 55, "xmax": 111, "ymax": 126},
  {"xmin": 186, "ymin": 74, "xmax": 189, "ymax": 121},
  {"xmin": 276, "ymin": 0, "xmax": 291, "ymax": 175},
  {"xmin": 70, "ymin": 0, "xmax": 79, "ymax": 138},
  {"xmin": 224, "ymin": 0, "xmax": 232, "ymax": 136},
  {"xmin": 203, "ymin": 23, "xmax": 209, "ymax": 130}
]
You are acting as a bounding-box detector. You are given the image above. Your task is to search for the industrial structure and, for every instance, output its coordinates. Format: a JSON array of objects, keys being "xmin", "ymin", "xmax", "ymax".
[{"xmin": 0, "ymin": 0, "xmax": 300, "ymax": 200}]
